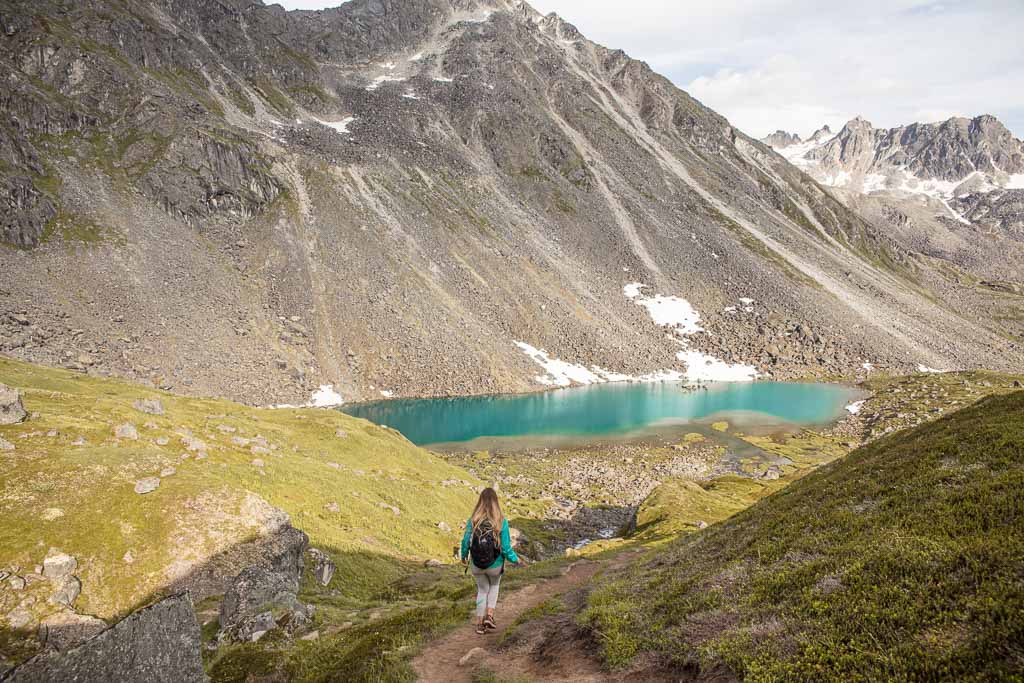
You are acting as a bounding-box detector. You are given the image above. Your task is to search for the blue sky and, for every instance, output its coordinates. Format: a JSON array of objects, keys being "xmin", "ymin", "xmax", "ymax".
[{"xmin": 271, "ymin": 0, "xmax": 1024, "ymax": 139}]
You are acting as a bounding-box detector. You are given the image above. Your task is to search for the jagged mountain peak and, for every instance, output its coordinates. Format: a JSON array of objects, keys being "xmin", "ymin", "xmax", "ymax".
[
  {"xmin": 761, "ymin": 130, "xmax": 802, "ymax": 148},
  {"xmin": 808, "ymin": 124, "xmax": 833, "ymax": 142},
  {"xmin": 768, "ymin": 112, "xmax": 1024, "ymax": 203}
]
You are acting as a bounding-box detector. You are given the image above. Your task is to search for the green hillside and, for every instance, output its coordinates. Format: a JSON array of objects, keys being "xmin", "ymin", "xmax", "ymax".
[
  {"xmin": 581, "ymin": 391, "xmax": 1024, "ymax": 681},
  {"xmin": 0, "ymin": 357, "xmax": 479, "ymax": 669}
]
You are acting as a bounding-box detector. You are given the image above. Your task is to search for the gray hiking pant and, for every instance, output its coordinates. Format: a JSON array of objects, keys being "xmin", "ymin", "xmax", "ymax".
[{"xmin": 470, "ymin": 562, "xmax": 503, "ymax": 617}]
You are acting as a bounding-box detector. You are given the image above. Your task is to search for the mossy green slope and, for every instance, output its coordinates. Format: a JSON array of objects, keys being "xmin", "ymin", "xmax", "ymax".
[
  {"xmin": 0, "ymin": 357, "xmax": 477, "ymax": 645},
  {"xmin": 581, "ymin": 391, "xmax": 1024, "ymax": 681}
]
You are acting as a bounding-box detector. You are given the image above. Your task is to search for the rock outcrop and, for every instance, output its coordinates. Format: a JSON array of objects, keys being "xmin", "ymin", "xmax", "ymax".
[
  {"xmin": 0, "ymin": 384, "xmax": 26, "ymax": 425},
  {"xmin": 4, "ymin": 594, "xmax": 206, "ymax": 683},
  {"xmin": 218, "ymin": 526, "xmax": 310, "ymax": 641},
  {"xmin": 760, "ymin": 130, "xmax": 801, "ymax": 148}
]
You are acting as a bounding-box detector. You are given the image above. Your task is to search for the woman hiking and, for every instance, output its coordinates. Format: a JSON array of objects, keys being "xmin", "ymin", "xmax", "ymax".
[{"xmin": 461, "ymin": 487, "xmax": 520, "ymax": 634}]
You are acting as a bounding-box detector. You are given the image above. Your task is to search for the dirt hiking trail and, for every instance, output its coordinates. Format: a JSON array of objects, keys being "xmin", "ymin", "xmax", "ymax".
[{"xmin": 412, "ymin": 549, "xmax": 674, "ymax": 683}]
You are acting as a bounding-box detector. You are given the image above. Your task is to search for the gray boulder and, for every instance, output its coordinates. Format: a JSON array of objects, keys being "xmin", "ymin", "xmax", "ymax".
[
  {"xmin": 42, "ymin": 549, "xmax": 77, "ymax": 579},
  {"xmin": 5, "ymin": 594, "xmax": 205, "ymax": 682},
  {"xmin": 38, "ymin": 612, "xmax": 107, "ymax": 651},
  {"xmin": 0, "ymin": 383, "xmax": 27, "ymax": 425},
  {"xmin": 49, "ymin": 576, "xmax": 81, "ymax": 607},
  {"xmin": 132, "ymin": 399, "xmax": 165, "ymax": 416},
  {"xmin": 134, "ymin": 478, "xmax": 160, "ymax": 495},
  {"xmin": 115, "ymin": 423, "xmax": 139, "ymax": 440},
  {"xmin": 219, "ymin": 526, "xmax": 309, "ymax": 637}
]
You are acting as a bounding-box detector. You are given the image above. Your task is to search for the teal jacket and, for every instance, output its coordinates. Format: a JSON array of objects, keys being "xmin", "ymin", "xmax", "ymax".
[{"xmin": 461, "ymin": 518, "xmax": 519, "ymax": 569}]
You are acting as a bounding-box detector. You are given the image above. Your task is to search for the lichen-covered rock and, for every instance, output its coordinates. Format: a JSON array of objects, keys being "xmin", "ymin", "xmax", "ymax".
[
  {"xmin": 38, "ymin": 612, "xmax": 107, "ymax": 651},
  {"xmin": 49, "ymin": 575, "xmax": 81, "ymax": 607},
  {"xmin": 0, "ymin": 383, "xmax": 27, "ymax": 424},
  {"xmin": 132, "ymin": 399, "xmax": 165, "ymax": 416},
  {"xmin": 219, "ymin": 526, "xmax": 308, "ymax": 638},
  {"xmin": 42, "ymin": 549, "xmax": 76, "ymax": 580},
  {"xmin": 114, "ymin": 423, "xmax": 139, "ymax": 440},
  {"xmin": 134, "ymin": 477, "xmax": 160, "ymax": 495},
  {"xmin": 5, "ymin": 594, "xmax": 205, "ymax": 683}
]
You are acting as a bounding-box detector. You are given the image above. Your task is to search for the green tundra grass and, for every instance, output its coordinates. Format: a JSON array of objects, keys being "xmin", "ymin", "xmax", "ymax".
[
  {"xmin": 0, "ymin": 357, "xmax": 480, "ymax": 673},
  {"xmin": 580, "ymin": 390, "xmax": 1024, "ymax": 681}
]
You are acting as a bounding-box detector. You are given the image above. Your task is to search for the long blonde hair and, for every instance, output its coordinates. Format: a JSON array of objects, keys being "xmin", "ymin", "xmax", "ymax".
[{"xmin": 471, "ymin": 487, "xmax": 504, "ymax": 542}]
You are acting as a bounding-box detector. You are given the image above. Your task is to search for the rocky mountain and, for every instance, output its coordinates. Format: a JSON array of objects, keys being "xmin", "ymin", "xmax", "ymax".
[
  {"xmin": 770, "ymin": 115, "xmax": 1024, "ymax": 199},
  {"xmin": 760, "ymin": 130, "xmax": 801, "ymax": 148},
  {"xmin": 1, "ymin": 0, "xmax": 1022, "ymax": 406}
]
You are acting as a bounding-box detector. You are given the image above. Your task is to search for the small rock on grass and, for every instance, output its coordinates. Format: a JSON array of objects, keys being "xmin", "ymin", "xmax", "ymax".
[
  {"xmin": 50, "ymin": 575, "xmax": 81, "ymax": 606},
  {"xmin": 7, "ymin": 608, "xmax": 32, "ymax": 629},
  {"xmin": 132, "ymin": 399, "xmax": 164, "ymax": 416},
  {"xmin": 72, "ymin": 436, "xmax": 87, "ymax": 446},
  {"xmin": 41, "ymin": 508, "xmax": 64, "ymax": 521},
  {"xmin": 43, "ymin": 549, "xmax": 77, "ymax": 579},
  {"xmin": 335, "ymin": 429, "xmax": 347, "ymax": 439},
  {"xmin": 134, "ymin": 477, "xmax": 160, "ymax": 494},
  {"xmin": 300, "ymin": 630, "xmax": 320, "ymax": 641},
  {"xmin": 160, "ymin": 466, "xmax": 176, "ymax": 477},
  {"xmin": 155, "ymin": 437, "xmax": 169, "ymax": 446},
  {"xmin": 0, "ymin": 437, "xmax": 14, "ymax": 451},
  {"xmin": 437, "ymin": 521, "xmax": 452, "ymax": 533},
  {"xmin": 114, "ymin": 423, "xmax": 139, "ymax": 440}
]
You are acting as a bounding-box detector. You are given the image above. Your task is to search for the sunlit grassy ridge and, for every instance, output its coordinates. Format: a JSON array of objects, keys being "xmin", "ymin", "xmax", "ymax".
[
  {"xmin": 0, "ymin": 357, "xmax": 478, "ymax": 663},
  {"xmin": 581, "ymin": 391, "xmax": 1024, "ymax": 681}
]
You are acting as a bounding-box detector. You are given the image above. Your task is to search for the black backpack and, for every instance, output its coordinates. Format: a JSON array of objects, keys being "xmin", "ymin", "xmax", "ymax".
[{"xmin": 469, "ymin": 520, "xmax": 500, "ymax": 568}]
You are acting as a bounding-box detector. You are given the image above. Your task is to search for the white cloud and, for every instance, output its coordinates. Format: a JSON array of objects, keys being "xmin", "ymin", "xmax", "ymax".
[{"xmin": 528, "ymin": 0, "xmax": 1024, "ymax": 138}]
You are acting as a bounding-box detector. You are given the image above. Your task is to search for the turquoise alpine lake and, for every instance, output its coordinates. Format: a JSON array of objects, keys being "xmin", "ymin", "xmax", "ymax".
[{"xmin": 341, "ymin": 381, "xmax": 863, "ymax": 449}]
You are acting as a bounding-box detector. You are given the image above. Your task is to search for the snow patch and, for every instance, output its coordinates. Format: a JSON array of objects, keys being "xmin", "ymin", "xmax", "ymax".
[
  {"xmin": 632, "ymin": 294, "xmax": 703, "ymax": 334},
  {"xmin": 625, "ymin": 283, "xmax": 759, "ymax": 383},
  {"xmin": 315, "ymin": 116, "xmax": 356, "ymax": 135},
  {"xmin": 310, "ymin": 385, "xmax": 344, "ymax": 408},
  {"xmin": 623, "ymin": 282, "xmax": 645, "ymax": 299},
  {"xmin": 820, "ymin": 170, "xmax": 852, "ymax": 188},
  {"xmin": 845, "ymin": 400, "xmax": 865, "ymax": 415},
  {"xmin": 514, "ymin": 342, "xmax": 682, "ymax": 387},
  {"xmin": 1007, "ymin": 173, "xmax": 1024, "ymax": 190},
  {"xmin": 917, "ymin": 364, "xmax": 945, "ymax": 374},
  {"xmin": 862, "ymin": 173, "xmax": 888, "ymax": 194},
  {"xmin": 676, "ymin": 350, "xmax": 759, "ymax": 383},
  {"xmin": 433, "ymin": 77, "xmax": 454, "ymax": 83},
  {"xmin": 402, "ymin": 90, "xmax": 421, "ymax": 100},
  {"xmin": 366, "ymin": 75, "xmax": 406, "ymax": 91},
  {"xmin": 380, "ymin": 390, "xmax": 394, "ymax": 398}
]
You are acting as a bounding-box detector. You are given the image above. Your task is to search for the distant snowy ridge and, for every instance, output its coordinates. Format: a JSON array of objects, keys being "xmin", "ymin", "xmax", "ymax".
[{"xmin": 763, "ymin": 114, "xmax": 1024, "ymax": 206}]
